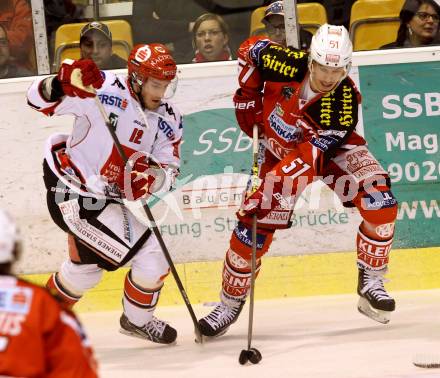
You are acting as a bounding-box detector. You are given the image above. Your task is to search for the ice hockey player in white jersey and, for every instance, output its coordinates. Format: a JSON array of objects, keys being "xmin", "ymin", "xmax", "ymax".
[{"xmin": 27, "ymin": 44, "xmax": 183, "ymax": 344}]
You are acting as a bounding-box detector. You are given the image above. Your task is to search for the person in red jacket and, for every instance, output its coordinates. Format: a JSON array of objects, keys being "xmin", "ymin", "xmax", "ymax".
[
  {"xmin": 198, "ymin": 24, "xmax": 398, "ymax": 337},
  {"xmin": 0, "ymin": 209, "xmax": 98, "ymax": 378},
  {"xmin": 0, "ymin": 0, "xmax": 34, "ymax": 66}
]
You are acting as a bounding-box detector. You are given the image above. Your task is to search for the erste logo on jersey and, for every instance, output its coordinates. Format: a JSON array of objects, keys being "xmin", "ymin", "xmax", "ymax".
[
  {"xmin": 98, "ymin": 93, "xmax": 128, "ymax": 111},
  {"xmin": 268, "ymin": 107, "xmax": 303, "ymax": 143},
  {"xmin": 158, "ymin": 117, "xmax": 175, "ymax": 139}
]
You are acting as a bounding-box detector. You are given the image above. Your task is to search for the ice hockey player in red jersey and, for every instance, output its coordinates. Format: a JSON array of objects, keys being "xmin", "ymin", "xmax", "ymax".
[
  {"xmin": 198, "ymin": 24, "xmax": 398, "ymax": 337},
  {"xmin": 27, "ymin": 44, "xmax": 183, "ymax": 344},
  {"xmin": 0, "ymin": 209, "xmax": 98, "ymax": 377}
]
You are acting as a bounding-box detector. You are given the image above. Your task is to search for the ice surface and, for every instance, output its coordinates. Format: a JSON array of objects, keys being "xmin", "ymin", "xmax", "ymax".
[{"xmin": 80, "ymin": 290, "xmax": 440, "ymax": 378}]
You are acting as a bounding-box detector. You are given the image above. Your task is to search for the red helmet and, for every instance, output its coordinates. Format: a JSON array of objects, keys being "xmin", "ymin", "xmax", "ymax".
[{"xmin": 128, "ymin": 44, "xmax": 177, "ymax": 85}]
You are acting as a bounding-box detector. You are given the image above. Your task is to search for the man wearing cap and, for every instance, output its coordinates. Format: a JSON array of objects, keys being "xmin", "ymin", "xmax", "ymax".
[
  {"xmin": 262, "ymin": 0, "xmax": 313, "ymax": 50},
  {"xmin": 80, "ymin": 21, "xmax": 127, "ymax": 69},
  {"xmin": 0, "ymin": 24, "xmax": 33, "ymax": 78},
  {"xmin": 0, "ymin": 209, "xmax": 98, "ymax": 377}
]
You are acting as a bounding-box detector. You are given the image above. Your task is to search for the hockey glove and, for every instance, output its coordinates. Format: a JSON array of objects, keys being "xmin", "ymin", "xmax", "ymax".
[
  {"xmin": 125, "ymin": 154, "xmax": 175, "ymax": 201},
  {"xmin": 57, "ymin": 59, "xmax": 104, "ymax": 98},
  {"xmin": 237, "ymin": 175, "xmax": 292, "ymax": 222},
  {"xmin": 233, "ymin": 88, "xmax": 263, "ymax": 138}
]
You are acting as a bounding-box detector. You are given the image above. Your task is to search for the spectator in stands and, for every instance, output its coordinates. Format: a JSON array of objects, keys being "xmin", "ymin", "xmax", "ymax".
[
  {"xmin": 192, "ymin": 13, "xmax": 232, "ymax": 63},
  {"xmin": 131, "ymin": 0, "xmax": 209, "ymax": 63},
  {"xmin": 79, "ymin": 21, "xmax": 127, "ymax": 70},
  {"xmin": 0, "ymin": 24, "xmax": 33, "ymax": 78},
  {"xmin": 131, "ymin": 0, "xmax": 256, "ymax": 63},
  {"xmin": 261, "ymin": 1, "xmax": 313, "ymax": 50},
  {"xmin": 381, "ymin": 0, "xmax": 440, "ymax": 48},
  {"xmin": 44, "ymin": 0, "xmax": 85, "ymax": 68},
  {"xmin": 0, "ymin": 0, "xmax": 34, "ymax": 68}
]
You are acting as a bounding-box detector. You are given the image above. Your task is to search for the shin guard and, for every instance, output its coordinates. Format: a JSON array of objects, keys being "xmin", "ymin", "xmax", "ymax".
[
  {"xmin": 46, "ymin": 273, "xmax": 81, "ymax": 308},
  {"xmin": 356, "ymin": 228, "xmax": 393, "ymax": 270},
  {"xmin": 222, "ymin": 249, "xmax": 261, "ymax": 303},
  {"xmin": 123, "ymin": 270, "xmax": 162, "ymax": 326}
]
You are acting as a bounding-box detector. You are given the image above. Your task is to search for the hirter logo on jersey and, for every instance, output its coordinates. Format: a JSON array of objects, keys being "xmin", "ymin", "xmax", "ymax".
[{"xmin": 98, "ymin": 93, "xmax": 128, "ymax": 111}]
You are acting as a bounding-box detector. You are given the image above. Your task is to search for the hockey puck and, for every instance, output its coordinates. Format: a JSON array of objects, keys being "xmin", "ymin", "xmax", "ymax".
[
  {"xmin": 239, "ymin": 348, "xmax": 262, "ymax": 365},
  {"xmin": 248, "ymin": 348, "xmax": 262, "ymax": 364},
  {"xmin": 239, "ymin": 349, "xmax": 249, "ymax": 365}
]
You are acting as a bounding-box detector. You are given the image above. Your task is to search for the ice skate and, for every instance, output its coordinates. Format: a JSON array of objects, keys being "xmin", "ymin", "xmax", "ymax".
[
  {"xmin": 198, "ymin": 299, "xmax": 245, "ymax": 337},
  {"xmin": 119, "ymin": 314, "xmax": 177, "ymax": 344},
  {"xmin": 357, "ymin": 268, "xmax": 395, "ymax": 324}
]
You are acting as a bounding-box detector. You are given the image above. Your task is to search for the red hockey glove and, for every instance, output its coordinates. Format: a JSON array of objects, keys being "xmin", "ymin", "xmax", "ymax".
[
  {"xmin": 125, "ymin": 154, "xmax": 174, "ymax": 201},
  {"xmin": 57, "ymin": 59, "xmax": 104, "ymax": 98},
  {"xmin": 125, "ymin": 158, "xmax": 155, "ymax": 201},
  {"xmin": 237, "ymin": 175, "xmax": 291, "ymax": 222},
  {"xmin": 233, "ymin": 88, "xmax": 263, "ymax": 138}
]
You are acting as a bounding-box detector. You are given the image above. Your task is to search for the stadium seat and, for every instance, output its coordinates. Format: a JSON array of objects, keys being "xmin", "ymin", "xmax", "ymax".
[
  {"xmin": 54, "ymin": 20, "xmax": 133, "ymax": 69},
  {"xmin": 250, "ymin": 3, "xmax": 328, "ymax": 37},
  {"xmin": 349, "ymin": 0, "xmax": 405, "ymax": 51}
]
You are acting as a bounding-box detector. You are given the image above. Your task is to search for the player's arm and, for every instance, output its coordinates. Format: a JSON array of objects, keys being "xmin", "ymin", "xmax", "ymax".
[
  {"xmin": 27, "ymin": 59, "xmax": 104, "ymax": 116},
  {"xmin": 234, "ymin": 37, "xmax": 308, "ymax": 138},
  {"xmin": 233, "ymin": 37, "xmax": 267, "ymax": 138},
  {"xmin": 149, "ymin": 109, "xmax": 183, "ymax": 194},
  {"xmin": 238, "ymin": 37, "xmax": 309, "ymax": 84}
]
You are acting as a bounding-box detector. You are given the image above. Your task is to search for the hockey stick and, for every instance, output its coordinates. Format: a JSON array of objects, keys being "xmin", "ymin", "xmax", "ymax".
[
  {"xmin": 283, "ymin": 0, "xmax": 300, "ymax": 49},
  {"xmin": 239, "ymin": 125, "xmax": 262, "ymax": 365}
]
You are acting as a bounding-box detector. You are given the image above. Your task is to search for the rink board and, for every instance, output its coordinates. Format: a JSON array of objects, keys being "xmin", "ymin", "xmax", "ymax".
[
  {"xmin": 23, "ymin": 246, "xmax": 440, "ymax": 312},
  {"xmin": 0, "ymin": 47, "xmax": 439, "ymax": 275}
]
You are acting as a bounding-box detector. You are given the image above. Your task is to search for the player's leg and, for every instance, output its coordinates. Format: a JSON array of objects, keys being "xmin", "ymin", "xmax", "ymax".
[
  {"xmin": 353, "ymin": 180, "xmax": 397, "ymax": 324},
  {"xmin": 198, "ymin": 223, "xmax": 274, "ymax": 337},
  {"xmin": 199, "ymin": 144, "xmax": 317, "ymax": 337},
  {"xmin": 198, "ymin": 148, "xmax": 277, "ymax": 337},
  {"xmin": 119, "ymin": 234, "xmax": 177, "ymax": 344},
  {"xmin": 46, "ymin": 240, "xmax": 103, "ymax": 308},
  {"xmin": 329, "ymin": 142, "xmax": 398, "ymax": 323}
]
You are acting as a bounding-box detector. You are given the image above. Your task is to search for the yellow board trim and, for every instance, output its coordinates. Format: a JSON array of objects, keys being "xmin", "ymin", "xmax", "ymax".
[{"xmin": 23, "ymin": 247, "xmax": 440, "ymax": 313}]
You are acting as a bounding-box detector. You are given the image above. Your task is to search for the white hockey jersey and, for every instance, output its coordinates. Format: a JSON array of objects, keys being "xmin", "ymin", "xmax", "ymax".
[{"xmin": 27, "ymin": 71, "xmax": 183, "ymax": 199}]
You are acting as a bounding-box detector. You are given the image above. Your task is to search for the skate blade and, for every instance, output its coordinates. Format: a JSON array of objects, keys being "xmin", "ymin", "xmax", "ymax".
[
  {"xmin": 357, "ymin": 297, "xmax": 391, "ymax": 324},
  {"xmin": 119, "ymin": 327, "xmax": 146, "ymax": 340},
  {"xmin": 119, "ymin": 328, "xmax": 177, "ymax": 345},
  {"xmin": 413, "ymin": 353, "xmax": 440, "ymax": 368},
  {"xmin": 197, "ymin": 327, "xmax": 230, "ymax": 343}
]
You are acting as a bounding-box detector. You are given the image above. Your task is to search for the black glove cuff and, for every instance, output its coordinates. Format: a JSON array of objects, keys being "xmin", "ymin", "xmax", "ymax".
[{"xmin": 49, "ymin": 76, "xmax": 64, "ymax": 101}]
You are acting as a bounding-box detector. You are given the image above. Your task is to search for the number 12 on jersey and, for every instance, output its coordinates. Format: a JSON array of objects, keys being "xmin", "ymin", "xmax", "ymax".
[{"xmin": 129, "ymin": 128, "xmax": 144, "ymax": 144}]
